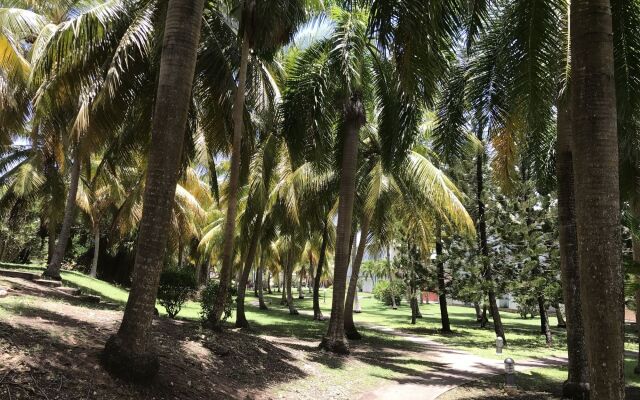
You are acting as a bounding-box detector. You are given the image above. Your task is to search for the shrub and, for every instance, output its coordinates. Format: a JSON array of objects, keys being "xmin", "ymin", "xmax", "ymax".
[
  {"xmin": 157, "ymin": 269, "xmax": 197, "ymax": 318},
  {"xmin": 200, "ymin": 280, "xmax": 235, "ymax": 323},
  {"xmin": 372, "ymin": 280, "xmax": 405, "ymax": 306}
]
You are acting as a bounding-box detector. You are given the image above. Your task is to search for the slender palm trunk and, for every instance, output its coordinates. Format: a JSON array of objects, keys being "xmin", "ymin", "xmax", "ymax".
[
  {"xmin": 436, "ymin": 225, "xmax": 451, "ymax": 333},
  {"xmin": 285, "ymin": 247, "xmax": 298, "ymax": 315},
  {"xmin": 257, "ymin": 253, "xmax": 268, "ymax": 310},
  {"xmin": 90, "ymin": 226, "xmax": 100, "ymax": 278},
  {"xmin": 320, "ymin": 95, "xmax": 365, "ymax": 354},
  {"xmin": 476, "ymin": 144, "xmax": 506, "ymax": 344},
  {"xmin": 538, "ymin": 296, "xmax": 553, "ymax": 345},
  {"xmin": 101, "ymin": 0, "xmax": 204, "ymax": 382},
  {"xmin": 571, "ymin": 1, "xmax": 623, "ymax": 396},
  {"xmin": 235, "ymin": 211, "xmax": 263, "ymax": 328},
  {"xmin": 298, "ymin": 264, "xmax": 304, "ymax": 299},
  {"xmin": 387, "ymin": 246, "xmax": 397, "ymax": 310},
  {"xmin": 44, "ymin": 145, "xmax": 82, "ymax": 280},
  {"xmin": 313, "ymin": 222, "xmax": 329, "ymax": 320},
  {"xmin": 344, "ymin": 217, "xmax": 370, "ymax": 340},
  {"xmin": 47, "ymin": 221, "xmax": 56, "ymax": 264},
  {"xmin": 267, "ymin": 271, "xmax": 272, "ymax": 294},
  {"xmin": 209, "ymin": 26, "xmax": 252, "ymax": 328},
  {"xmin": 557, "ymin": 99, "xmax": 589, "ymax": 398},
  {"xmin": 631, "ymin": 201, "xmax": 640, "ymax": 374}
]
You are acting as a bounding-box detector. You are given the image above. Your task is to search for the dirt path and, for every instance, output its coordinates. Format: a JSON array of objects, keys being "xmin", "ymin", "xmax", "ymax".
[{"xmin": 357, "ymin": 324, "xmax": 568, "ymax": 400}]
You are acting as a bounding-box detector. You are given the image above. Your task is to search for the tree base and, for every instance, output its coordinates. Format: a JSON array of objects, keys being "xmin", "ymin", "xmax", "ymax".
[
  {"xmin": 562, "ymin": 380, "xmax": 589, "ymax": 399},
  {"xmin": 319, "ymin": 336, "xmax": 350, "ymax": 355},
  {"xmin": 101, "ymin": 335, "xmax": 159, "ymax": 383},
  {"xmin": 440, "ymin": 328, "xmax": 452, "ymax": 334},
  {"xmin": 235, "ymin": 318, "xmax": 250, "ymax": 329},
  {"xmin": 41, "ymin": 270, "xmax": 62, "ymax": 281},
  {"xmin": 258, "ymin": 304, "xmax": 269, "ymax": 310},
  {"xmin": 345, "ymin": 329, "xmax": 362, "ymax": 340},
  {"xmin": 289, "ymin": 308, "xmax": 299, "ymax": 315},
  {"xmin": 313, "ymin": 313, "xmax": 325, "ymax": 321}
]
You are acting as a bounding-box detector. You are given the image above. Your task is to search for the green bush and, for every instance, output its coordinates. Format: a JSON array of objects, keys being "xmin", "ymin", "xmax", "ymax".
[
  {"xmin": 200, "ymin": 280, "xmax": 235, "ymax": 323},
  {"xmin": 373, "ymin": 280, "xmax": 406, "ymax": 306},
  {"xmin": 157, "ymin": 269, "xmax": 197, "ymax": 318}
]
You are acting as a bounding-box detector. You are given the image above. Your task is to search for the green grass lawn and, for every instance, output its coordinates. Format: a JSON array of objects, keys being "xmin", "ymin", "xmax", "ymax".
[{"xmin": 2, "ymin": 261, "xmax": 639, "ymax": 390}]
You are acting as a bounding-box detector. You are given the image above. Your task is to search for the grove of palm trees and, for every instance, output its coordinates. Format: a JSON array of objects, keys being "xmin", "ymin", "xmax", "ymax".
[{"xmin": 0, "ymin": 0, "xmax": 639, "ymax": 399}]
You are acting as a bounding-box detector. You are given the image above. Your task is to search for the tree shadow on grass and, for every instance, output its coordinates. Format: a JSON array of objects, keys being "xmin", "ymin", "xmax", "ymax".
[{"xmin": 0, "ymin": 301, "xmax": 308, "ymax": 399}]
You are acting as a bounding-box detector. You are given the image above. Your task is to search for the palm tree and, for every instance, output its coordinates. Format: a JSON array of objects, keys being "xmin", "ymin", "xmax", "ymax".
[
  {"xmin": 571, "ymin": 0, "xmax": 624, "ymax": 397},
  {"xmin": 209, "ymin": 0, "xmax": 307, "ymax": 328},
  {"xmin": 101, "ymin": 0, "xmax": 205, "ymax": 382}
]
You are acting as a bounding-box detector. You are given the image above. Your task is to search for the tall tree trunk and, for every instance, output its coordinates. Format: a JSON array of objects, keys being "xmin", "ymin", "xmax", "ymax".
[
  {"xmin": 476, "ymin": 142, "xmax": 506, "ymax": 344},
  {"xmin": 257, "ymin": 253, "xmax": 268, "ymax": 310},
  {"xmin": 571, "ymin": 0, "xmax": 624, "ymax": 396},
  {"xmin": 631, "ymin": 201, "xmax": 640, "ymax": 375},
  {"xmin": 101, "ymin": 0, "xmax": 204, "ymax": 382},
  {"xmin": 285, "ymin": 247, "xmax": 298, "ymax": 315},
  {"xmin": 90, "ymin": 226, "xmax": 100, "ymax": 278},
  {"xmin": 344, "ymin": 217, "xmax": 370, "ymax": 340},
  {"xmin": 320, "ymin": 95, "xmax": 365, "ymax": 354},
  {"xmin": 387, "ymin": 245, "xmax": 397, "ymax": 310},
  {"xmin": 280, "ymin": 270, "xmax": 287, "ymax": 304},
  {"xmin": 47, "ymin": 221, "xmax": 56, "ymax": 264},
  {"xmin": 555, "ymin": 303, "xmax": 567, "ymax": 328},
  {"xmin": 267, "ymin": 271, "xmax": 272, "ymax": 294},
  {"xmin": 313, "ymin": 222, "xmax": 329, "ymax": 321},
  {"xmin": 557, "ymin": 97, "xmax": 590, "ymax": 398},
  {"xmin": 235, "ymin": 211, "xmax": 263, "ymax": 328},
  {"xmin": 209, "ymin": 21, "xmax": 252, "ymax": 328},
  {"xmin": 538, "ymin": 296, "xmax": 553, "ymax": 345},
  {"xmin": 436, "ymin": 224, "xmax": 451, "ymax": 333},
  {"xmin": 474, "ymin": 302, "xmax": 482, "ymax": 322},
  {"xmin": 298, "ymin": 264, "xmax": 304, "ymax": 299},
  {"xmin": 43, "ymin": 145, "xmax": 82, "ymax": 280}
]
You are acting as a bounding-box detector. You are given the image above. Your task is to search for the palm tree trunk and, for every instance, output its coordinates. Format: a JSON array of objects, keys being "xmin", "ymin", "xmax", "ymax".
[
  {"xmin": 320, "ymin": 95, "xmax": 365, "ymax": 354},
  {"xmin": 557, "ymin": 99, "xmax": 589, "ymax": 398},
  {"xmin": 280, "ymin": 270, "xmax": 287, "ymax": 304},
  {"xmin": 47, "ymin": 221, "xmax": 56, "ymax": 264},
  {"xmin": 285, "ymin": 247, "xmax": 298, "ymax": 315},
  {"xmin": 313, "ymin": 222, "xmax": 329, "ymax": 320},
  {"xmin": 571, "ymin": 1, "xmax": 623, "ymax": 396},
  {"xmin": 209, "ymin": 26, "xmax": 252, "ymax": 328},
  {"xmin": 298, "ymin": 263, "xmax": 304, "ymax": 299},
  {"xmin": 235, "ymin": 211, "xmax": 263, "ymax": 328},
  {"xmin": 387, "ymin": 245, "xmax": 397, "ymax": 310},
  {"xmin": 257, "ymin": 253, "xmax": 268, "ymax": 310},
  {"xmin": 344, "ymin": 217, "xmax": 370, "ymax": 340},
  {"xmin": 267, "ymin": 271, "xmax": 272, "ymax": 294},
  {"xmin": 90, "ymin": 226, "xmax": 100, "ymax": 278},
  {"xmin": 101, "ymin": 0, "xmax": 204, "ymax": 382},
  {"xmin": 538, "ymin": 295, "xmax": 553, "ymax": 345},
  {"xmin": 631, "ymin": 201, "xmax": 640, "ymax": 375},
  {"xmin": 43, "ymin": 145, "xmax": 82, "ymax": 280},
  {"xmin": 436, "ymin": 224, "xmax": 451, "ymax": 333},
  {"xmin": 476, "ymin": 143, "xmax": 506, "ymax": 344}
]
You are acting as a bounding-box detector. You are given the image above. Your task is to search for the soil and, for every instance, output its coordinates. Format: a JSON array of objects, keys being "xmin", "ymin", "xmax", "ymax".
[{"xmin": 0, "ymin": 276, "xmax": 332, "ymax": 399}]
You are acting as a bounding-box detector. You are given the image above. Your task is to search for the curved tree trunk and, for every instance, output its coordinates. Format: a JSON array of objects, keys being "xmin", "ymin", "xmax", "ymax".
[
  {"xmin": 571, "ymin": 1, "xmax": 623, "ymax": 396},
  {"xmin": 235, "ymin": 211, "xmax": 263, "ymax": 328},
  {"xmin": 476, "ymin": 141, "xmax": 506, "ymax": 344},
  {"xmin": 557, "ymin": 98, "xmax": 589, "ymax": 398},
  {"xmin": 320, "ymin": 95, "xmax": 365, "ymax": 354},
  {"xmin": 89, "ymin": 226, "xmax": 100, "ymax": 278},
  {"xmin": 43, "ymin": 145, "xmax": 82, "ymax": 280},
  {"xmin": 209, "ymin": 25, "xmax": 252, "ymax": 329},
  {"xmin": 313, "ymin": 222, "xmax": 329, "ymax": 321},
  {"xmin": 101, "ymin": 0, "xmax": 204, "ymax": 382},
  {"xmin": 344, "ymin": 217, "xmax": 370, "ymax": 340},
  {"xmin": 436, "ymin": 225, "xmax": 451, "ymax": 333}
]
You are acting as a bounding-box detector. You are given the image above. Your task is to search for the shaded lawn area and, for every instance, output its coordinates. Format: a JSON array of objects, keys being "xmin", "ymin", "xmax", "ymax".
[{"xmin": 2, "ymin": 262, "xmax": 639, "ymax": 391}]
